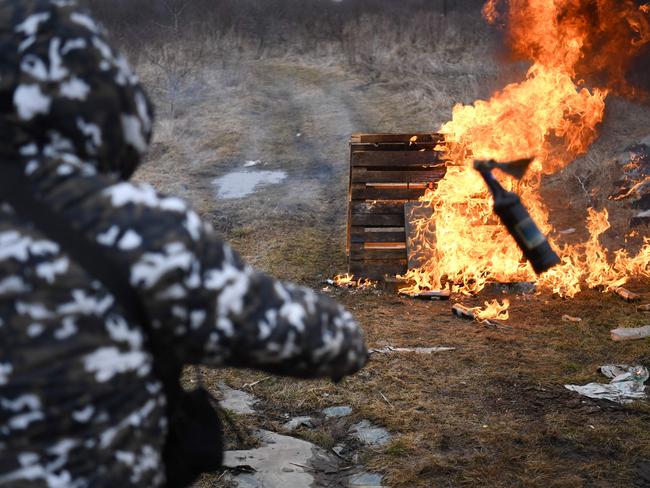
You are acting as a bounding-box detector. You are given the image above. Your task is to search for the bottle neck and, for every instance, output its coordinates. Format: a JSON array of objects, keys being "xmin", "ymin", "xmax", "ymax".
[{"xmin": 479, "ymin": 169, "xmax": 508, "ymax": 199}]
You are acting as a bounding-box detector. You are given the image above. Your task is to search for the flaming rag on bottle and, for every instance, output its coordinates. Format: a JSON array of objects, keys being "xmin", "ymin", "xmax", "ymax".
[{"xmin": 474, "ymin": 158, "xmax": 561, "ymax": 275}]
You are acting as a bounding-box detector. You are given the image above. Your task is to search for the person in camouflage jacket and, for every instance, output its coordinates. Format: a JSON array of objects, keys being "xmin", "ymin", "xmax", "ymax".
[{"xmin": 0, "ymin": 1, "xmax": 368, "ymax": 486}]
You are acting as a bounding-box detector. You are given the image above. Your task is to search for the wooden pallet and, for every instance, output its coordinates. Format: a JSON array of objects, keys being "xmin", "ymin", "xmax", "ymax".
[{"xmin": 347, "ymin": 133, "xmax": 447, "ymax": 281}]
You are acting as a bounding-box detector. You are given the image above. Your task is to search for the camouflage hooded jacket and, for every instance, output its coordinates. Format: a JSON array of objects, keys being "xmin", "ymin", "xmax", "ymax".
[{"xmin": 0, "ymin": 1, "xmax": 367, "ymax": 486}]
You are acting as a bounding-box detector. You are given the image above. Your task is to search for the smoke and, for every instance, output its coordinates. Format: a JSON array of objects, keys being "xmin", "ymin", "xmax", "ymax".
[
  {"xmin": 484, "ymin": 0, "xmax": 650, "ymax": 99},
  {"xmin": 628, "ymin": 43, "xmax": 650, "ymax": 96}
]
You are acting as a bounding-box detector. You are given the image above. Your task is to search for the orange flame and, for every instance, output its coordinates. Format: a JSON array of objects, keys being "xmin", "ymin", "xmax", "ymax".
[
  {"xmin": 474, "ymin": 298, "xmax": 511, "ymax": 320},
  {"xmin": 485, "ymin": 0, "xmax": 650, "ymax": 97},
  {"xmin": 402, "ymin": 0, "xmax": 650, "ymax": 297},
  {"xmin": 333, "ymin": 274, "xmax": 376, "ymax": 290}
]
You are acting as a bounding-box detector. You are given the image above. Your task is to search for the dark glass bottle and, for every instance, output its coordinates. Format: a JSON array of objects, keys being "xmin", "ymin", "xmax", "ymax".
[{"xmin": 478, "ymin": 169, "xmax": 561, "ymax": 274}]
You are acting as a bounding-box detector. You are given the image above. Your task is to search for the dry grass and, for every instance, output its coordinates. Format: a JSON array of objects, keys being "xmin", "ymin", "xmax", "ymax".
[
  {"xmin": 115, "ymin": 3, "xmax": 650, "ymax": 486},
  {"xmin": 208, "ymin": 287, "xmax": 650, "ymax": 487}
]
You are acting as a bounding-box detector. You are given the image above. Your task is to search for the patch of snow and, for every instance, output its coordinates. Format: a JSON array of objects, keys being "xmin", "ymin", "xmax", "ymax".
[
  {"xmin": 348, "ymin": 471, "xmax": 384, "ymax": 487},
  {"xmin": 282, "ymin": 416, "xmax": 314, "ymax": 431},
  {"xmin": 350, "ymin": 421, "xmax": 391, "ymax": 447},
  {"xmin": 322, "ymin": 406, "xmax": 353, "ymax": 418},
  {"xmin": 212, "ymin": 170, "xmax": 287, "ymax": 200},
  {"xmin": 218, "ymin": 383, "xmax": 258, "ymax": 415},
  {"xmin": 223, "ymin": 430, "xmax": 316, "ymax": 488},
  {"xmin": 223, "ymin": 429, "xmax": 384, "ymax": 488}
]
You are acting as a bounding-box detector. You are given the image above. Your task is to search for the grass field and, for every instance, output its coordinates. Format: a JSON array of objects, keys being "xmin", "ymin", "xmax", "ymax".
[{"xmin": 98, "ymin": 2, "xmax": 650, "ymax": 485}]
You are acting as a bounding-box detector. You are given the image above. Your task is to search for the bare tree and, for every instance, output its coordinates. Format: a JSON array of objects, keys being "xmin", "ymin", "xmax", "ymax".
[{"xmin": 141, "ymin": 0, "xmax": 205, "ymax": 128}]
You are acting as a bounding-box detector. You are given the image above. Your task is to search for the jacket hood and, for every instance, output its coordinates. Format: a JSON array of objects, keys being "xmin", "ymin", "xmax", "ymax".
[{"xmin": 0, "ymin": 0, "xmax": 153, "ymax": 179}]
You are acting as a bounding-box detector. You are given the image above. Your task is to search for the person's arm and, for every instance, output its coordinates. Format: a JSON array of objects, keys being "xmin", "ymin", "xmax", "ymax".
[
  {"xmin": 196, "ymin": 240, "xmax": 367, "ymax": 380},
  {"xmin": 102, "ymin": 182, "xmax": 367, "ymax": 380}
]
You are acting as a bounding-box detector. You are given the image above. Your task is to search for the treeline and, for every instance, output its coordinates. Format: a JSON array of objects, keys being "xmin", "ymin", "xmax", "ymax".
[
  {"xmin": 88, "ymin": 0, "xmax": 498, "ymax": 113},
  {"xmin": 89, "ymin": 0, "xmax": 482, "ymax": 32},
  {"xmin": 88, "ymin": 0, "xmax": 489, "ymax": 53}
]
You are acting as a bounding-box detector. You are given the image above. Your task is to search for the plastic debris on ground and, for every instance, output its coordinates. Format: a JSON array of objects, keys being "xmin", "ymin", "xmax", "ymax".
[
  {"xmin": 218, "ymin": 382, "xmax": 258, "ymax": 414},
  {"xmin": 452, "ymin": 303, "xmax": 512, "ymax": 330},
  {"xmin": 399, "ymin": 289, "xmax": 451, "ymax": 300},
  {"xmin": 481, "ymin": 320, "xmax": 511, "ymax": 330},
  {"xmin": 611, "ymin": 325, "xmax": 650, "ymax": 341},
  {"xmin": 562, "ymin": 314, "xmax": 583, "ymax": 323},
  {"xmin": 452, "ymin": 303, "xmax": 475, "ymax": 320},
  {"xmin": 327, "ymin": 275, "xmax": 376, "ymax": 291},
  {"xmin": 614, "ymin": 287, "xmax": 642, "ymax": 302},
  {"xmin": 369, "ymin": 346, "xmax": 455, "ymax": 355},
  {"xmin": 565, "ymin": 365, "xmax": 649, "ymax": 404}
]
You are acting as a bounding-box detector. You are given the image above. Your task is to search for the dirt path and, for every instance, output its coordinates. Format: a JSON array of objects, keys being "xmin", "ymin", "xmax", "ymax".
[{"xmin": 138, "ymin": 59, "xmax": 440, "ymax": 279}]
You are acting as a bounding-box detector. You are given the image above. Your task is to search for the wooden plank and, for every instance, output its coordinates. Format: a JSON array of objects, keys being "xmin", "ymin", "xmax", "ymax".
[
  {"xmin": 350, "ymin": 248, "xmax": 407, "ymax": 260},
  {"xmin": 351, "ymin": 213, "xmax": 404, "ymax": 227},
  {"xmin": 351, "ymin": 201, "xmax": 405, "ymax": 216},
  {"xmin": 350, "ymin": 227, "xmax": 406, "ymax": 244},
  {"xmin": 351, "ymin": 168, "xmax": 446, "ymax": 184},
  {"xmin": 354, "ymin": 166, "xmax": 445, "ymax": 173},
  {"xmin": 350, "ymin": 243, "xmax": 405, "ymax": 250},
  {"xmin": 351, "ymin": 151, "xmax": 444, "ymax": 167},
  {"xmin": 349, "ymin": 260, "xmax": 408, "ymax": 280},
  {"xmin": 346, "ymin": 197, "xmax": 351, "ymax": 254},
  {"xmin": 346, "ymin": 138, "xmax": 354, "ymax": 255},
  {"xmin": 404, "ymin": 202, "xmax": 436, "ymax": 270},
  {"xmin": 364, "ymin": 243, "xmax": 406, "ymax": 249},
  {"xmin": 349, "ymin": 259, "xmax": 408, "ymax": 269},
  {"xmin": 350, "ymin": 142, "xmax": 442, "ymax": 152},
  {"xmin": 350, "ymin": 184, "xmax": 427, "ymax": 201},
  {"xmin": 351, "ymin": 133, "xmax": 443, "ymax": 144}
]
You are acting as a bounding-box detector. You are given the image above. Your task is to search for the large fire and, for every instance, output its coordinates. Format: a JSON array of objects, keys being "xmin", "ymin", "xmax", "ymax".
[{"xmin": 403, "ymin": 0, "xmax": 650, "ymax": 298}]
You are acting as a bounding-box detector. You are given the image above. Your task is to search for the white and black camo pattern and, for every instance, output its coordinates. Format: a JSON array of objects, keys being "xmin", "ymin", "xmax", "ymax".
[{"xmin": 0, "ymin": 1, "xmax": 367, "ymax": 486}]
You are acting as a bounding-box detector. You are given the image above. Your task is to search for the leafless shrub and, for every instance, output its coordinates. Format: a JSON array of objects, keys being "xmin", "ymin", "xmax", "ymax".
[
  {"xmin": 143, "ymin": 39, "xmax": 205, "ymax": 120},
  {"xmin": 91, "ymin": 0, "xmax": 492, "ymax": 67}
]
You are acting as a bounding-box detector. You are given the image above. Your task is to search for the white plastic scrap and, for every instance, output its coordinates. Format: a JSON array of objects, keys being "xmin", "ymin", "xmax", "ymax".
[
  {"xmin": 564, "ymin": 364, "xmax": 649, "ymax": 404},
  {"xmin": 611, "ymin": 325, "xmax": 650, "ymax": 341},
  {"xmin": 370, "ymin": 346, "xmax": 455, "ymax": 355}
]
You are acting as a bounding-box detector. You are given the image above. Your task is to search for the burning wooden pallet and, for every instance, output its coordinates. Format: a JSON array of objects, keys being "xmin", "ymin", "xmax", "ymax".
[{"xmin": 347, "ymin": 133, "xmax": 447, "ymax": 281}]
